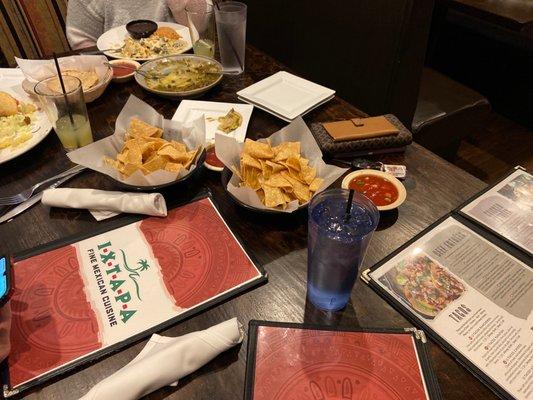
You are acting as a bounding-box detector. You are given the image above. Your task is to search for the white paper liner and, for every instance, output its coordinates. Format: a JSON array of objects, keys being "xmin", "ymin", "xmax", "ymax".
[
  {"xmin": 15, "ymin": 55, "xmax": 109, "ymax": 85},
  {"xmin": 215, "ymin": 117, "xmax": 348, "ymax": 213},
  {"xmin": 67, "ymin": 95, "xmax": 206, "ymax": 187}
]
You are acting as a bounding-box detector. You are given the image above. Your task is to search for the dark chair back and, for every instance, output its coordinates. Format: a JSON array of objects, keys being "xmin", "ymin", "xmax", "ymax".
[{"xmin": 245, "ymin": 0, "xmax": 434, "ymax": 126}]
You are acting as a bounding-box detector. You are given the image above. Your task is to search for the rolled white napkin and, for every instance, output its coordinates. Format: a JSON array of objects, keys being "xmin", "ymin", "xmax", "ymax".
[
  {"xmin": 80, "ymin": 318, "xmax": 244, "ymax": 400},
  {"xmin": 42, "ymin": 188, "xmax": 167, "ymax": 221}
]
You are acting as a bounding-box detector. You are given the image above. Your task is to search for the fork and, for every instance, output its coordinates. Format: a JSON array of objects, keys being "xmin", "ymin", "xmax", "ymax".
[
  {"xmin": 80, "ymin": 45, "xmax": 125, "ymax": 56},
  {"xmin": 0, "ymin": 165, "xmax": 86, "ymax": 206}
]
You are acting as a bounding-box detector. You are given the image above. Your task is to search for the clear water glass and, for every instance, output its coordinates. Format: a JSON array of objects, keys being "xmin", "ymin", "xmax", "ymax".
[{"xmin": 215, "ymin": 1, "xmax": 246, "ymax": 74}]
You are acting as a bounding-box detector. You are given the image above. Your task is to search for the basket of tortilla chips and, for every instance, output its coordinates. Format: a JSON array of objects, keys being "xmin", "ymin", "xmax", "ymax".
[
  {"xmin": 16, "ymin": 55, "xmax": 112, "ymax": 103},
  {"xmin": 216, "ymin": 117, "xmax": 348, "ymax": 213},
  {"xmin": 68, "ymin": 95, "xmax": 205, "ymax": 190}
]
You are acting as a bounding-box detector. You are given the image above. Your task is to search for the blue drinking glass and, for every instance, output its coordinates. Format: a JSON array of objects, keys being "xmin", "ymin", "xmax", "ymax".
[{"xmin": 307, "ymin": 188, "xmax": 379, "ymax": 311}]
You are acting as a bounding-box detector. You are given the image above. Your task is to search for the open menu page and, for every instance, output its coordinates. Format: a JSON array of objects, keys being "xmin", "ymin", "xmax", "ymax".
[
  {"xmin": 369, "ymin": 217, "xmax": 533, "ymax": 399},
  {"xmin": 461, "ymin": 168, "xmax": 532, "ymax": 254}
]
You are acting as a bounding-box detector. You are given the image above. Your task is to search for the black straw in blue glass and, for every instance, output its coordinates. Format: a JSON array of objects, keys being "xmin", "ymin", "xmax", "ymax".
[{"xmin": 344, "ymin": 189, "xmax": 355, "ymax": 223}]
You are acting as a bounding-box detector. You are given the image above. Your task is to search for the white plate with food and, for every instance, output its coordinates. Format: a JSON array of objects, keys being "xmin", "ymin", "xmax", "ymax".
[
  {"xmin": 135, "ymin": 54, "xmax": 223, "ymax": 98},
  {"xmin": 0, "ymin": 86, "xmax": 52, "ymax": 165},
  {"xmin": 172, "ymin": 100, "xmax": 253, "ymax": 143},
  {"xmin": 96, "ymin": 22, "xmax": 192, "ymax": 61}
]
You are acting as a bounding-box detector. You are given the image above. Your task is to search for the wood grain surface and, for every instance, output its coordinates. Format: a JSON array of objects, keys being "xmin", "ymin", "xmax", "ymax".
[{"xmin": 0, "ymin": 45, "xmax": 492, "ymax": 399}]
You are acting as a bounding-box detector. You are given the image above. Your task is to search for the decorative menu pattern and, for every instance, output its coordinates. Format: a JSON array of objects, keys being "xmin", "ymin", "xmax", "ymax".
[
  {"xmin": 8, "ymin": 197, "xmax": 262, "ymax": 390},
  {"xmin": 140, "ymin": 198, "xmax": 260, "ymax": 308},
  {"xmin": 9, "ymin": 245, "xmax": 100, "ymax": 387},
  {"xmin": 252, "ymin": 327, "xmax": 428, "ymax": 400}
]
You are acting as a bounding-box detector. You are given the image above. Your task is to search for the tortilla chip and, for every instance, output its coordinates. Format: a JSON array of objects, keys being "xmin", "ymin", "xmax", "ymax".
[
  {"xmin": 142, "ymin": 155, "xmax": 168, "ymax": 173},
  {"xmin": 264, "ymin": 173, "xmax": 292, "ymax": 189},
  {"xmin": 282, "ymin": 171, "xmax": 311, "ymax": 203},
  {"xmin": 300, "ymin": 164, "xmax": 317, "ymax": 184},
  {"xmin": 242, "ymin": 165, "xmax": 261, "ymax": 190},
  {"xmin": 243, "ymin": 138, "xmax": 274, "ymax": 159},
  {"xmin": 183, "ymin": 147, "xmax": 199, "ymax": 169},
  {"xmin": 127, "ymin": 117, "xmax": 163, "ymax": 139},
  {"xmin": 309, "ymin": 177, "xmax": 324, "ymax": 192},
  {"xmin": 241, "ymin": 153, "xmax": 262, "ymax": 170},
  {"xmin": 262, "ymin": 185, "xmax": 286, "ymax": 208},
  {"xmin": 157, "ymin": 143, "xmax": 184, "ymax": 159},
  {"xmin": 171, "ymin": 140, "xmax": 187, "ymax": 153},
  {"xmin": 266, "ymin": 160, "xmax": 285, "ymax": 173},
  {"xmin": 273, "ymin": 142, "xmax": 300, "ymax": 161},
  {"xmin": 164, "ymin": 162, "xmax": 183, "ymax": 173},
  {"xmin": 120, "ymin": 162, "xmax": 141, "ymax": 177},
  {"xmin": 283, "ymin": 156, "xmax": 301, "ymax": 172}
]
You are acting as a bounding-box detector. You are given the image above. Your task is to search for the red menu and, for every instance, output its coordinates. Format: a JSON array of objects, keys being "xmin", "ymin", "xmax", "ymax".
[
  {"xmin": 245, "ymin": 322, "xmax": 440, "ymax": 400},
  {"xmin": 7, "ymin": 196, "xmax": 264, "ymax": 394}
]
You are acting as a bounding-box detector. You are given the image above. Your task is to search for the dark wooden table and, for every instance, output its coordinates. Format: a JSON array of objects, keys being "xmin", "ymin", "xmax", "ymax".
[{"xmin": 0, "ymin": 45, "xmax": 492, "ymax": 399}]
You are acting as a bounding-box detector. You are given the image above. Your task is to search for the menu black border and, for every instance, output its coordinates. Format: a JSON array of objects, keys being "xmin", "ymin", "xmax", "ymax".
[
  {"xmin": 363, "ymin": 208, "xmax": 532, "ymax": 400},
  {"xmin": 456, "ymin": 165, "xmax": 531, "ymax": 256},
  {"xmin": 244, "ymin": 320, "xmax": 443, "ymax": 400},
  {"xmin": 2, "ymin": 189, "xmax": 268, "ymax": 398}
]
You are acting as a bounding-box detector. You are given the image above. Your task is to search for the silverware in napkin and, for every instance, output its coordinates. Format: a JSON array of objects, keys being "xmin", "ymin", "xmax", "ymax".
[
  {"xmin": 0, "ymin": 167, "xmax": 86, "ymax": 224},
  {"xmin": 0, "ymin": 164, "xmax": 85, "ymax": 206}
]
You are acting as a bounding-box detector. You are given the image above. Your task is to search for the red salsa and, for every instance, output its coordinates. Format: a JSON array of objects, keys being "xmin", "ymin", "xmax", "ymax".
[
  {"xmin": 349, "ymin": 174, "xmax": 398, "ymax": 206},
  {"xmin": 205, "ymin": 147, "xmax": 224, "ymax": 168},
  {"xmin": 111, "ymin": 63, "xmax": 135, "ymax": 77}
]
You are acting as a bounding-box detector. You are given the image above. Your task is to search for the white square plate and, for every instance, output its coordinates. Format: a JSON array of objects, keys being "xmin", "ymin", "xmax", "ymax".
[
  {"xmin": 237, "ymin": 71, "xmax": 335, "ymax": 121},
  {"xmin": 172, "ymin": 100, "xmax": 253, "ymax": 143}
]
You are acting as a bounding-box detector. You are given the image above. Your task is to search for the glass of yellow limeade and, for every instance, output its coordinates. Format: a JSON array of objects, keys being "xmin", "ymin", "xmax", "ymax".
[
  {"xmin": 186, "ymin": 3, "xmax": 216, "ymax": 58},
  {"xmin": 35, "ymin": 76, "xmax": 93, "ymax": 151}
]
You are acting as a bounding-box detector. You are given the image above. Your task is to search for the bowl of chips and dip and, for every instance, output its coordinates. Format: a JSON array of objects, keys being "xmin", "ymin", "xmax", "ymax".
[
  {"xmin": 215, "ymin": 117, "xmax": 348, "ymax": 214},
  {"xmin": 67, "ymin": 95, "xmax": 206, "ymax": 190},
  {"xmin": 135, "ymin": 54, "xmax": 223, "ymax": 98}
]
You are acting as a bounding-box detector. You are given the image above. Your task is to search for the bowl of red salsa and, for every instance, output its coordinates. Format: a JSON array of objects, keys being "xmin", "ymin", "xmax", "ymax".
[
  {"xmin": 108, "ymin": 59, "xmax": 141, "ymax": 83},
  {"xmin": 341, "ymin": 169, "xmax": 406, "ymax": 211},
  {"xmin": 204, "ymin": 143, "xmax": 224, "ymax": 172}
]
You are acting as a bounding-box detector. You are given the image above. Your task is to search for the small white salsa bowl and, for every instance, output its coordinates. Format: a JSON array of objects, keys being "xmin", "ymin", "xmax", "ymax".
[
  {"xmin": 204, "ymin": 143, "xmax": 224, "ymax": 172},
  {"xmin": 341, "ymin": 169, "xmax": 406, "ymax": 211},
  {"xmin": 108, "ymin": 59, "xmax": 140, "ymax": 83}
]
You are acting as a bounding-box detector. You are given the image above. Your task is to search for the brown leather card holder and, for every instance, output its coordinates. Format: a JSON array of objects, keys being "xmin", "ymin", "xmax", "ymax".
[{"xmin": 322, "ymin": 116, "xmax": 399, "ymax": 142}]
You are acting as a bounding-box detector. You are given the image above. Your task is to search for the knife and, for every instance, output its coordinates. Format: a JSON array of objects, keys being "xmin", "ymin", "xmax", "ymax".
[{"xmin": 0, "ymin": 167, "xmax": 85, "ymax": 224}]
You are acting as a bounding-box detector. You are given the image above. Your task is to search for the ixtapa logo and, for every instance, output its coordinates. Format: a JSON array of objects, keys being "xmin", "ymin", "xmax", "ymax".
[
  {"xmin": 97, "ymin": 241, "xmax": 151, "ymax": 324},
  {"xmin": 122, "ymin": 252, "xmax": 150, "ymax": 301}
]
